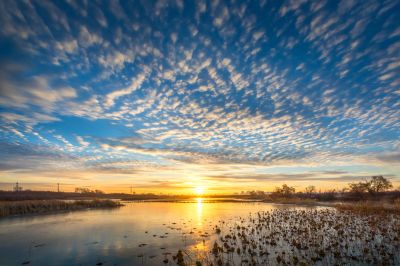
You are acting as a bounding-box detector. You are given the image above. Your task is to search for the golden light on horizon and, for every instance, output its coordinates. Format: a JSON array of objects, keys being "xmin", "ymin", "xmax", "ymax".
[{"xmin": 194, "ymin": 186, "xmax": 206, "ymax": 195}]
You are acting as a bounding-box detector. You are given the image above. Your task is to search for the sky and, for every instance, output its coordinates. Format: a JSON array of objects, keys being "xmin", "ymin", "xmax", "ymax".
[{"xmin": 0, "ymin": 0, "xmax": 399, "ymax": 194}]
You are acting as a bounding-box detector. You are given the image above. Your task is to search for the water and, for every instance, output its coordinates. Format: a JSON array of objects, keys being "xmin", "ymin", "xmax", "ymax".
[
  {"xmin": 1, "ymin": 200, "xmax": 398, "ymax": 265},
  {"xmin": 0, "ymin": 200, "xmax": 314, "ymax": 265}
]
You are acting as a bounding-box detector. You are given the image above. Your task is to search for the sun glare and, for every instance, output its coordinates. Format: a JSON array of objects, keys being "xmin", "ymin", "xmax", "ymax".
[{"xmin": 194, "ymin": 186, "xmax": 205, "ymax": 195}]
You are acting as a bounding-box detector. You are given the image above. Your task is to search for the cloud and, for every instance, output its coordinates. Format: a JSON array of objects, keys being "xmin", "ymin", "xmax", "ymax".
[
  {"xmin": 104, "ymin": 72, "xmax": 147, "ymax": 108},
  {"xmin": 0, "ymin": 142, "xmax": 77, "ymax": 171},
  {"xmin": 0, "ymin": 0, "xmax": 399, "ymax": 191},
  {"xmin": 206, "ymin": 172, "xmax": 396, "ymax": 183},
  {"xmin": 375, "ymin": 152, "xmax": 400, "ymax": 163},
  {"xmin": 79, "ymin": 26, "xmax": 103, "ymax": 47},
  {"xmin": 55, "ymin": 39, "xmax": 78, "ymax": 54},
  {"xmin": 0, "ymin": 67, "xmax": 77, "ymax": 118},
  {"xmin": 76, "ymin": 136, "xmax": 90, "ymax": 147},
  {"xmin": 0, "ymin": 112, "xmax": 60, "ymax": 125}
]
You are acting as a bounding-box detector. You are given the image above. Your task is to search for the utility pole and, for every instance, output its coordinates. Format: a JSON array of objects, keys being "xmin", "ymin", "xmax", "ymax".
[
  {"xmin": 57, "ymin": 183, "xmax": 60, "ymax": 193},
  {"xmin": 14, "ymin": 181, "xmax": 22, "ymax": 192}
]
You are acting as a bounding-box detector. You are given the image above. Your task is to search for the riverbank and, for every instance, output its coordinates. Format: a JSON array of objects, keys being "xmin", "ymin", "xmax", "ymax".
[
  {"xmin": 0, "ymin": 199, "xmax": 123, "ymax": 217},
  {"xmin": 335, "ymin": 200, "xmax": 400, "ymax": 215},
  {"xmin": 263, "ymin": 197, "xmax": 400, "ymax": 214}
]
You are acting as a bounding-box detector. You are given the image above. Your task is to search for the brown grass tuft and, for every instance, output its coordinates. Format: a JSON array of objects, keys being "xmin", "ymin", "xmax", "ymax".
[
  {"xmin": 335, "ymin": 200, "xmax": 400, "ymax": 215},
  {"xmin": 0, "ymin": 199, "xmax": 123, "ymax": 217}
]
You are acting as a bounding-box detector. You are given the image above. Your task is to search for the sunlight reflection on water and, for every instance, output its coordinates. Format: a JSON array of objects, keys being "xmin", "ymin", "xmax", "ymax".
[
  {"xmin": 0, "ymin": 201, "xmax": 325, "ymax": 265},
  {"xmin": 196, "ymin": 198, "xmax": 203, "ymax": 226}
]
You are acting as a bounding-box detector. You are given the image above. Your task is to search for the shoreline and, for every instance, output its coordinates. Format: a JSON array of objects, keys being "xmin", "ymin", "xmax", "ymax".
[
  {"xmin": 1, "ymin": 198, "xmax": 399, "ymax": 218},
  {"xmin": 0, "ymin": 199, "xmax": 123, "ymax": 218}
]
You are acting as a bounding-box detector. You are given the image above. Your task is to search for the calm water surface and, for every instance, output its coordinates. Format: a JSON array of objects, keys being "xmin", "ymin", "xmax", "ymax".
[{"xmin": 0, "ymin": 200, "xmax": 317, "ymax": 266}]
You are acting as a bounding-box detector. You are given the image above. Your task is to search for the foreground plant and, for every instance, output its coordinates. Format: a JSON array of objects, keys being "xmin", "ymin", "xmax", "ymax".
[{"xmin": 173, "ymin": 208, "xmax": 400, "ymax": 265}]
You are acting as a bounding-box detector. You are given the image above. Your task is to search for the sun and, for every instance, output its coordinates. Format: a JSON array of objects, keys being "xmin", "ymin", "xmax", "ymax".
[{"xmin": 194, "ymin": 186, "xmax": 206, "ymax": 195}]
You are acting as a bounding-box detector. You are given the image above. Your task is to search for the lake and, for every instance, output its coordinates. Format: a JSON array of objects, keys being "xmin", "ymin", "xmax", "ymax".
[{"xmin": 0, "ymin": 200, "xmax": 398, "ymax": 265}]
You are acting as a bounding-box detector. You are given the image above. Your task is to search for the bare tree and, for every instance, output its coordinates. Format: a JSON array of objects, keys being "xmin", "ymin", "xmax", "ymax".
[
  {"xmin": 348, "ymin": 176, "xmax": 392, "ymax": 195},
  {"xmin": 367, "ymin": 176, "xmax": 392, "ymax": 193},
  {"xmin": 305, "ymin": 185, "xmax": 316, "ymax": 195},
  {"xmin": 348, "ymin": 181, "xmax": 369, "ymax": 194}
]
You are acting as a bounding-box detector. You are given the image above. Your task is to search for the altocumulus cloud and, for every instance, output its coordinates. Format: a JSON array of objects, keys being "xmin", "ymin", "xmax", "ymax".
[{"xmin": 0, "ymin": 0, "xmax": 399, "ymax": 191}]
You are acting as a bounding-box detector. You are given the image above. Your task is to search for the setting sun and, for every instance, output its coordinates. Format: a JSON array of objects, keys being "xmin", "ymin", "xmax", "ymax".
[{"xmin": 194, "ymin": 187, "xmax": 206, "ymax": 195}]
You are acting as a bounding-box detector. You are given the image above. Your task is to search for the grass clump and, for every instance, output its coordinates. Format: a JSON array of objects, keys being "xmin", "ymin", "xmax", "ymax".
[
  {"xmin": 264, "ymin": 197, "xmax": 317, "ymax": 205},
  {"xmin": 335, "ymin": 200, "xmax": 400, "ymax": 215},
  {"xmin": 0, "ymin": 199, "xmax": 123, "ymax": 217}
]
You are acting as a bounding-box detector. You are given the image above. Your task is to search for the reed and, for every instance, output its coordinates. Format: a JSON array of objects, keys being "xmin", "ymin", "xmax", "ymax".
[
  {"xmin": 263, "ymin": 197, "xmax": 318, "ymax": 205},
  {"xmin": 0, "ymin": 199, "xmax": 122, "ymax": 217},
  {"xmin": 172, "ymin": 208, "xmax": 400, "ymax": 265},
  {"xmin": 335, "ymin": 200, "xmax": 400, "ymax": 215}
]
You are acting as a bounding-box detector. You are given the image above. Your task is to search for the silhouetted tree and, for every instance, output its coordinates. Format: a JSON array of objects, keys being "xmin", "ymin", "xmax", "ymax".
[
  {"xmin": 75, "ymin": 187, "xmax": 91, "ymax": 193},
  {"xmin": 305, "ymin": 185, "xmax": 316, "ymax": 195},
  {"xmin": 349, "ymin": 176, "xmax": 393, "ymax": 196},
  {"xmin": 274, "ymin": 184, "xmax": 295, "ymax": 197},
  {"xmin": 348, "ymin": 181, "xmax": 370, "ymax": 194},
  {"xmin": 248, "ymin": 190, "xmax": 266, "ymax": 198},
  {"xmin": 367, "ymin": 176, "xmax": 392, "ymax": 193},
  {"xmin": 348, "ymin": 176, "xmax": 392, "ymax": 195}
]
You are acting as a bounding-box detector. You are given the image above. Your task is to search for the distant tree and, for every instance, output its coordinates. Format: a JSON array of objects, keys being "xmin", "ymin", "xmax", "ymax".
[
  {"xmin": 316, "ymin": 189, "xmax": 337, "ymax": 201},
  {"xmin": 274, "ymin": 184, "xmax": 295, "ymax": 197},
  {"xmin": 255, "ymin": 190, "xmax": 265, "ymax": 196},
  {"xmin": 348, "ymin": 181, "xmax": 369, "ymax": 194},
  {"xmin": 367, "ymin": 176, "xmax": 392, "ymax": 193},
  {"xmin": 248, "ymin": 190, "xmax": 265, "ymax": 197},
  {"xmin": 304, "ymin": 186, "xmax": 316, "ymax": 195},
  {"xmin": 75, "ymin": 187, "xmax": 91, "ymax": 193},
  {"xmin": 348, "ymin": 176, "xmax": 392, "ymax": 195}
]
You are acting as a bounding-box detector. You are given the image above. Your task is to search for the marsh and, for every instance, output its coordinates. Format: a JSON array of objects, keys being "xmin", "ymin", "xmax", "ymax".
[{"xmin": 0, "ymin": 200, "xmax": 399, "ymax": 265}]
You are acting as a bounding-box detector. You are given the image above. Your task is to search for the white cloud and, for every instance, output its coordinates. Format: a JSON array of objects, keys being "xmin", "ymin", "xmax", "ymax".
[
  {"xmin": 79, "ymin": 26, "xmax": 102, "ymax": 47},
  {"xmin": 170, "ymin": 32, "xmax": 178, "ymax": 44},
  {"xmin": 55, "ymin": 39, "xmax": 78, "ymax": 53},
  {"xmin": 76, "ymin": 136, "xmax": 90, "ymax": 147},
  {"xmin": 104, "ymin": 73, "xmax": 147, "ymax": 108}
]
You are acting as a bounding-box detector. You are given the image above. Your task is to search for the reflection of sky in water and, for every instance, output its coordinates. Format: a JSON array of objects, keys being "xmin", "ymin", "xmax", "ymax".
[{"xmin": 0, "ymin": 202, "xmax": 317, "ymax": 265}]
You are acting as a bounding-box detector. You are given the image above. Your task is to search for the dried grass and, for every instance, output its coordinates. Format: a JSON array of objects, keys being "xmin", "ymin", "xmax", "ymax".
[
  {"xmin": 335, "ymin": 200, "xmax": 400, "ymax": 215},
  {"xmin": 0, "ymin": 199, "xmax": 122, "ymax": 217}
]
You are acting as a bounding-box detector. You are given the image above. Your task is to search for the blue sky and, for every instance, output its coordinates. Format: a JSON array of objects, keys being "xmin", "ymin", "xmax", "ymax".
[{"xmin": 0, "ymin": 0, "xmax": 399, "ymax": 193}]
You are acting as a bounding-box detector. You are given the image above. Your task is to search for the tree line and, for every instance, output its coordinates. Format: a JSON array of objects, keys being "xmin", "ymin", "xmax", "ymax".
[
  {"xmin": 240, "ymin": 176, "xmax": 398, "ymax": 201},
  {"xmin": 269, "ymin": 176, "xmax": 397, "ymax": 201},
  {"xmin": 273, "ymin": 175, "xmax": 393, "ymax": 196}
]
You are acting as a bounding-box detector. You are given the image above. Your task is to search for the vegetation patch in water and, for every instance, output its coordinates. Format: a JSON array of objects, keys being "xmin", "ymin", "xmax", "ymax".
[
  {"xmin": 336, "ymin": 200, "xmax": 400, "ymax": 215},
  {"xmin": 0, "ymin": 199, "xmax": 122, "ymax": 217},
  {"xmin": 170, "ymin": 209, "xmax": 400, "ymax": 265}
]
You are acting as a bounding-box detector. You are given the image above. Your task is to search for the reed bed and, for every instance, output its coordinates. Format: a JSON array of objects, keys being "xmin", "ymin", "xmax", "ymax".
[
  {"xmin": 160, "ymin": 208, "xmax": 400, "ymax": 265},
  {"xmin": 263, "ymin": 197, "xmax": 318, "ymax": 205},
  {"xmin": 335, "ymin": 200, "xmax": 400, "ymax": 215},
  {"xmin": 0, "ymin": 199, "xmax": 122, "ymax": 217}
]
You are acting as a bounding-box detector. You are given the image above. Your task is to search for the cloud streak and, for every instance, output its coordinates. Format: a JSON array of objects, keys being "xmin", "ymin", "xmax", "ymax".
[{"xmin": 0, "ymin": 0, "xmax": 399, "ymax": 192}]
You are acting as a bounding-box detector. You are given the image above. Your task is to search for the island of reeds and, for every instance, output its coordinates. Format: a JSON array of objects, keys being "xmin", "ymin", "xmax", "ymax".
[{"xmin": 0, "ymin": 199, "xmax": 122, "ymax": 217}]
